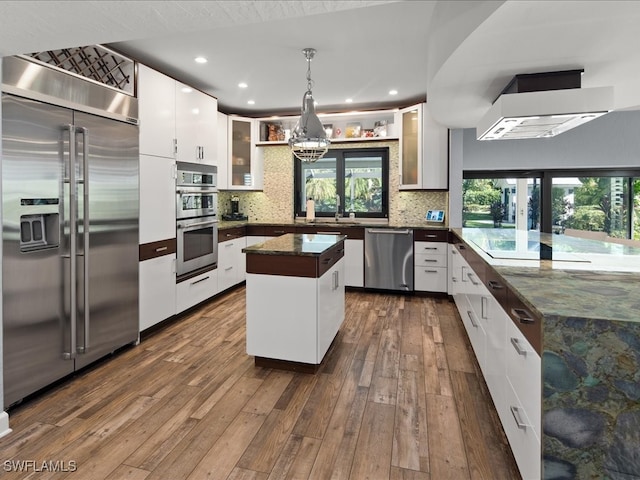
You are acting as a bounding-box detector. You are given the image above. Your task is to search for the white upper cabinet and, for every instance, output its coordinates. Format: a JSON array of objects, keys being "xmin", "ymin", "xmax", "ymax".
[
  {"xmin": 422, "ymin": 103, "xmax": 449, "ymax": 190},
  {"xmin": 228, "ymin": 116, "xmax": 262, "ymax": 190},
  {"xmin": 397, "ymin": 104, "xmax": 422, "ymax": 189},
  {"xmin": 138, "ymin": 64, "xmax": 176, "ymax": 159},
  {"xmin": 397, "ymin": 103, "xmax": 449, "ymax": 190},
  {"xmin": 217, "ymin": 111, "xmax": 229, "ymax": 190},
  {"xmin": 175, "ymin": 82, "xmax": 218, "ymax": 165}
]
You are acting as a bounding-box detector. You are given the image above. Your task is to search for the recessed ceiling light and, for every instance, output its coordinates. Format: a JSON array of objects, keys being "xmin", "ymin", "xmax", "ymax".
[
  {"xmin": 389, "ymin": 89, "xmax": 398, "ymax": 96},
  {"xmin": 181, "ymin": 87, "xmax": 193, "ymax": 93},
  {"xmin": 247, "ymin": 100, "xmax": 255, "ymax": 105},
  {"xmin": 194, "ymin": 56, "xmax": 207, "ymax": 64},
  {"xmin": 238, "ymin": 82, "xmax": 248, "ymax": 89},
  {"xmin": 345, "ymin": 98, "xmax": 353, "ymax": 103}
]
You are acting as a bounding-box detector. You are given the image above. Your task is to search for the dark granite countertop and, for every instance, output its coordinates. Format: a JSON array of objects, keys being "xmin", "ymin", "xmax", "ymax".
[
  {"xmin": 219, "ymin": 220, "xmax": 448, "ymax": 231},
  {"xmin": 242, "ymin": 233, "xmax": 346, "ymax": 257},
  {"xmin": 453, "ymin": 228, "xmax": 640, "ymax": 322}
]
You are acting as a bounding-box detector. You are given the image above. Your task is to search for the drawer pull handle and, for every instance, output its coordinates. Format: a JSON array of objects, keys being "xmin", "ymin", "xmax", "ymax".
[
  {"xmin": 451, "ymin": 249, "xmax": 458, "ymax": 255},
  {"xmin": 424, "ymin": 247, "xmax": 438, "ymax": 250},
  {"xmin": 467, "ymin": 310, "xmax": 478, "ymax": 328},
  {"xmin": 273, "ymin": 230, "xmax": 285, "ymax": 234},
  {"xmin": 424, "ymin": 269, "xmax": 438, "ymax": 273},
  {"xmin": 510, "ymin": 337, "xmax": 527, "ymax": 356},
  {"xmin": 467, "ymin": 272, "xmax": 479, "ymax": 285},
  {"xmin": 191, "ymin": 276, "xmax": 210, "ymax": 286},
  {"xmin": 510, "ymin": 406, "xmax": 528, "ymax": 430},
  {"xmin": 155, "ymin": 246, "xmax": 168, "ymax": 252},
  {"xmin": 426, "ymin": 234, "xmax": 437, "ymax": 238},
  {"xmin": 511, "ymin": 308, "xmax": 534, "ymax": 324},
  {"xmin": 488, "ymin": 280, "xmax": 503, "ymax": 290},
  {"xmin": 225, "ymin": 266, "xmax": 233, "ymax": 271},
  {"xmin": 451, "ymin": 277, "xmax": 458, "ymax": 282},
  {"xmin": 322, "ymin": 257, "xmax": 333, "ymax": 264},
  {"xmin": 318, "ymin": 231, "xmax": 341, "ymax": 235},
  {"xmin": 225, "ymin": 243, "xmax": 234, "ymax": 247},
  {"xmin": 424, "ymin": 259, "xmax": 438, "ymax": 263}
]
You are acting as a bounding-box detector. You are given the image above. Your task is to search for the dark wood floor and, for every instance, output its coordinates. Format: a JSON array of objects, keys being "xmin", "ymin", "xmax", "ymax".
[{"xmin": 0, "ymin": 287, "xmax": 520, "ymax": 480}]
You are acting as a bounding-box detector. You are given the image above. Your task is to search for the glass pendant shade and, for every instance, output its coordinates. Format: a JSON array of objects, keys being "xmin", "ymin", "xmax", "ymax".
[{"xmin": 289, "ymin": 48, "xmax": 330, "ymax": 162}]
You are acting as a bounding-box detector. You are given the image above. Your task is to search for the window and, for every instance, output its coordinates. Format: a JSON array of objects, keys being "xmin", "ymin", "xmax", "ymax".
[
  {"xmin": 463, "ymin": 169, "xmax": 640, "ymax": 240},
  {"xmin": 294, "ymin": 147, "xmax": 389, "ymax": 218}
]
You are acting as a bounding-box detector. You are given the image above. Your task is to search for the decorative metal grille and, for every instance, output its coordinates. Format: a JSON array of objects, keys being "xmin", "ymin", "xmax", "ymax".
[{"xmin": 27, "ymin": 45, "xmax": 135, "ymax": 95}]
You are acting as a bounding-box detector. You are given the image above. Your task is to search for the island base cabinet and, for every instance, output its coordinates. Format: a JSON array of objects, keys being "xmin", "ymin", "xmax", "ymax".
[
  {"xmin": 246, "ymin": 259, "xmax": 345, "ymax": 365},
  {"xmin": 139, "ymin": 254, "xmax": 176, "ymax": 331},
  {"xmin": 176, "ymin": 269, "xmax": 218, "ymax": 313}
]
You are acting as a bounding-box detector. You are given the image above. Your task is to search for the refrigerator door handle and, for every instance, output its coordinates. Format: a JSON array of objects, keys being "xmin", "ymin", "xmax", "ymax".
[
  {"xmin": 64, "ymin": 124, "xmax": 78, "ymax": 360},
  {"xmin": 77, "ymin": 126, "xmax": 90, "ymax": 353}
]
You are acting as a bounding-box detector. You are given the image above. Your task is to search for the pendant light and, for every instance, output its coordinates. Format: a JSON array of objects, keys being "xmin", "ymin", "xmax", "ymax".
[{"xmin": 289, "ymin": 48, "xmax": 330, "ymax": 162}]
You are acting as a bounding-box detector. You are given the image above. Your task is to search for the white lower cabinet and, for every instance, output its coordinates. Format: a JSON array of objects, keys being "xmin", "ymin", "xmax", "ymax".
[
  {"xmin": 450, "ymin": 242, "xmax": 541, "ymax": 480},
  {"xmin": 344, "ymin": 239, "xmax": 363, "ymax": 287},
  {"xmin": 218, "ymin": 237, "xmax": 246, "ymax": 293},
  {"xmin": 176, "ymin": 269, "xmax": 218, "ymax": 313},
  {"xmin": 414, "ymin": 241, "xmax": 447, "ymax": 292},
  {"xmin": 139, "ymin": 254, "xmax": 177, "ymax": 331},
  {"xmin": 246, "ymin": 258, "xmax": 345, "ymax": 364}
]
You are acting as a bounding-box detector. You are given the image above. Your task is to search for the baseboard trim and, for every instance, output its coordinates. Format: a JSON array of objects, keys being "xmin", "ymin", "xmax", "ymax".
[{"xmin": 0, "ymin": 411, "xmax": 12, "ymax": 439}]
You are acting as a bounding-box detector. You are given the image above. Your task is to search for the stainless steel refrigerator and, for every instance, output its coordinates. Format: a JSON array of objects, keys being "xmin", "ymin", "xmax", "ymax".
[{"xmin": 2, "ymin": 61, "xmax": 139, "ymax": 406}]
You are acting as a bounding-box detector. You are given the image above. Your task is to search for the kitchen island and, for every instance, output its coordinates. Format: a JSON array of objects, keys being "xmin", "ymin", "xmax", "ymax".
[
  {"xmin": 451, "ymin": 228, "xmax": 640, "ymax": 480},
  {"xmin": 243, "ymin": 233, "xmax": 346, "ymax": 373}
]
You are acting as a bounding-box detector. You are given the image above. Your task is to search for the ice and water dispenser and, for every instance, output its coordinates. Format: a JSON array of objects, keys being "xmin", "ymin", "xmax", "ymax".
[{"xmin": 18, "ymin": 198, "xmax": 60, "ymax": 252}]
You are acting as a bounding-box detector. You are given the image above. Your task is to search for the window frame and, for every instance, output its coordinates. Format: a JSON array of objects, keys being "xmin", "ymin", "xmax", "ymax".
[
  {"xmin": 464, "ymin": 168, "xmax": 640, "ymax": 237},
  {"xmin": 294, "ymin": 147, "xmax": 389, "ymax": 219}
]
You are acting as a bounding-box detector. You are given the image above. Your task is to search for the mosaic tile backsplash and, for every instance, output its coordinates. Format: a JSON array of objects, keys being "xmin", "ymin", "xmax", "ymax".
[{"xmin": 218, "ymin": 142, "xmax": 448, "ymax": 225}]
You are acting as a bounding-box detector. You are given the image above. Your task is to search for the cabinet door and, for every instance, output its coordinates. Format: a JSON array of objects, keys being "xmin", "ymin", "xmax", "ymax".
[
  {"xmin": 138, "ymin": 64, "xmax": 176, "ymax": 158},
  {"xmin": 139, "ymin": 255, "xmax": 176, "ymax": 331},
  {"xmin": 421, "ymin": 103, "xmax": 449, "ymax": 189},
  {"xmin": 397, "ymin": 104, "xmax": 423, "ymax": 189},
  {"xmin": 139, "ymin": 155, "xmax": 176, "ymax": 243},
  {"xmin": 228, "ymin": 116, "xmax": 257, "ymax": 189},
  {"xmin": 196, "ymin": 93, "xmax": 218, "ymax": 165},
  {"xmin": 344, "ymin": 239, "xmax": 363, "ymax": 287},
  {"xmin": 217, "ymin": 112, "xmax": 229, "ymax": 188},
  {"xmin": 175, "ymin": 82, "xmax": 201, "ymax": 163},
  {"xmin": 176, "ymin": 269, "xmax": 218, "ymax": 313},
  {"xmin": 317, "ymin": 258, "xmax": 345, "ymax": 362}
]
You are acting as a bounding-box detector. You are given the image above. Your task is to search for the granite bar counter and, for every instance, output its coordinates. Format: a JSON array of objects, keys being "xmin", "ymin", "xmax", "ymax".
[
  {"xmin": 243, "ymin": 234, "xmax": 346, "ymax": 373},
  {"xmin": 452, "ymin": 228, "xmax": 640, "ymax": 479}
]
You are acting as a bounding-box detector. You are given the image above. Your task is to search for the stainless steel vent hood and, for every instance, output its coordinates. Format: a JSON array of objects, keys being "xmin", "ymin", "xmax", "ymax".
[{"xmin": 477, "ymin": 70, "xmax": 614, "ymax": 141}]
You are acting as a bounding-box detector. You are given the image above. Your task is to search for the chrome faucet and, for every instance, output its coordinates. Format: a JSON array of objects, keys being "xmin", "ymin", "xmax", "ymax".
[{"xmin": 335, "ymin": 194, "xmax": 341, "ymax": 221}]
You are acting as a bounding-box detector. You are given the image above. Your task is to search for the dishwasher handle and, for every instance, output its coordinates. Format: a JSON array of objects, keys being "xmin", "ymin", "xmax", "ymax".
[{"xmin": 367, "ymin": 228, "xmax": 412, "ymax": 235}]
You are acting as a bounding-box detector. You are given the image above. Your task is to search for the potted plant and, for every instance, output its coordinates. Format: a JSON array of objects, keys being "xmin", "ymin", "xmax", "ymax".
[{"xmin": 490, "ymin": 201, "xmax": 506, "ymax": 227}]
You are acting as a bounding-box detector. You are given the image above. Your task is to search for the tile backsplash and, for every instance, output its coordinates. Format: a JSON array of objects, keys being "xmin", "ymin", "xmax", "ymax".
[{"xmin": 219, "ymin": 141, "xmax": 448, "ymax": 226}]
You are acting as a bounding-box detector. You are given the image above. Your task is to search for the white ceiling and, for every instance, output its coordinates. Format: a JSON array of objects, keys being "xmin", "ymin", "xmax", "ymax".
[{"xmin": 2, "ymin": 1, "xmax": 640, "ymax": 128}]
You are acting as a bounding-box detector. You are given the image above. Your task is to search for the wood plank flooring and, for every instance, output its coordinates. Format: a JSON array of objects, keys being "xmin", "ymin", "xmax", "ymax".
[{"xmin": 0, "ymin": 287, "xmax": 520, "ymax": 480}]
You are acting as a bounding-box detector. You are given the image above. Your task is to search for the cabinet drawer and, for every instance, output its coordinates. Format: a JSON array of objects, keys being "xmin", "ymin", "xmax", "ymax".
[
  {"xmin": 139, "ymin": 238, "xmax": 176, "ymax": 261},
  {"xmin": 414, "ymin": 252, "xmax": 447, "ymax": 268},
  {"xmin": 507, "ymin": 290, "xmax": 542, "ymax": 355},
  {"xmin": 218, "ymin": 227, "xmax": 245, "ymax": 242},
  {"xmin": 414, "ymin": 241, "xmax": 447, "ymax": 255},
  {"xmin": 415, "ymin": 266, "xmax": 447, "ymax": 292},
  {"xmin": 413, "ymin": 229, "xmax": 448, "ymax": 242},
  {"xmin": 505, "ymin": 318, "xmax": 541, "ymax": 438},
  {"xmin": 503, "ymin": 380, "xmax": 541, "ymax": 480},
  {"xmin": 218, "ymin": 263, "xmax": 236, "ymax": 292},
  {"xmin": 262, "ymin": 225, "xmax": 296, "ymax": 236},
  {"xmin": 176, "ymin": 269, "xmax": 218, "ymax": 313},
  {"xmin": 218, "ymin": 238, "xmax": 243, "ymax": 268}
]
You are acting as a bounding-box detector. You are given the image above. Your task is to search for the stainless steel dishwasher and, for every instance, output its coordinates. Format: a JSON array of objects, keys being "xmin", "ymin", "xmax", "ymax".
[{"xmin": 364, "ymin": 228, "xmax": 414, "ymax": 291}]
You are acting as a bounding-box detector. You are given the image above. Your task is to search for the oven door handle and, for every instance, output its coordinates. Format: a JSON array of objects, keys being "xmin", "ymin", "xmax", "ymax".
[
  {"xmin": 177, "ymin": 220, "xmax": 217, "ymax": 229},
  {"xmin": 176, "ymin": 187, "xmax": 218, "ymax": 194}
]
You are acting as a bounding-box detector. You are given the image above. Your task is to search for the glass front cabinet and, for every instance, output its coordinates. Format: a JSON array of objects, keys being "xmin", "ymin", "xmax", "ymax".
[
  {"xmin": 227, "ymin": 116, "xmax": 262, "ymax": 190},
  {"xmin": 397, "ymin": 103, "xmax": 449, "ymax": 190}
]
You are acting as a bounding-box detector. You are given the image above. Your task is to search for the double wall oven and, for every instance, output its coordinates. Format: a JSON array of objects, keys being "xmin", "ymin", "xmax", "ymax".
[{"xmin": 176, "ymin": 162, "xmax": 218, "ymax": 278}]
